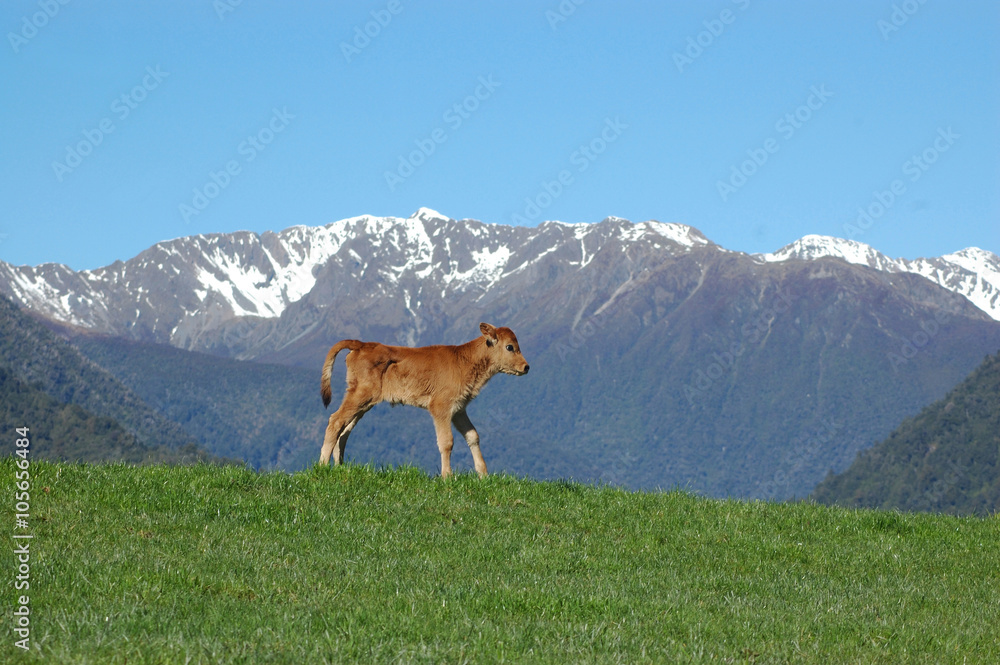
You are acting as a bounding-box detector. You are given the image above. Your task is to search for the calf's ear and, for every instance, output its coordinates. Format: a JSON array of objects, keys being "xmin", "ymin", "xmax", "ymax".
[{"xmin": 479, "ymin": 322, "xmax": 498, "ymax": 346}]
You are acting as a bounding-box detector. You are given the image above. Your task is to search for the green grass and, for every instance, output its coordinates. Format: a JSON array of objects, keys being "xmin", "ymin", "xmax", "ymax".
[{"xmin": 3, "ymin": 459, "xmax": 998, "ymax": 664}]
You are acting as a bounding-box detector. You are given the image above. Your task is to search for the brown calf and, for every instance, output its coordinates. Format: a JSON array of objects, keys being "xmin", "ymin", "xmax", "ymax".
[{"xmin": 319, "ymin": 322, "xmax": 529, "ymax": 477}]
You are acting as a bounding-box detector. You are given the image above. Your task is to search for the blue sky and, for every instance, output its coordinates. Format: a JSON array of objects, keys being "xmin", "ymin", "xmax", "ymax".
[{"xmin": 1, "ymin": 1, "xmax": 997, "ymax": 270}]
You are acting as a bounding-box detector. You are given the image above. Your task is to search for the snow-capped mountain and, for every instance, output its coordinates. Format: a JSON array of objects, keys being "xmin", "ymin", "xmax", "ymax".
[
  {"xmin": 1, "ymin": 209, "xmax": 997, "ymax": 358},
  {"xmin": 0, "ymin": 208, "xmax": 713, "ymax": 351},
  {"xmin": 757, "ymin": 234, "xmax": 1000, "ymax": 320}
]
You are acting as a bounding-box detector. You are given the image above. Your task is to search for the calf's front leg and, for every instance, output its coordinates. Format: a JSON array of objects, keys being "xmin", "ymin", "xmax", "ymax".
[{"xmin": 452, "ymin": 409, "xmax": 487, "ymax": 478}]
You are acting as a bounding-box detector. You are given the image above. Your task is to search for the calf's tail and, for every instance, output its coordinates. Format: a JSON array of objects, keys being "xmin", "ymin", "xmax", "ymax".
[{"xmin": 320, "ymin": 340, "xmax": 362, "ymax": 408}]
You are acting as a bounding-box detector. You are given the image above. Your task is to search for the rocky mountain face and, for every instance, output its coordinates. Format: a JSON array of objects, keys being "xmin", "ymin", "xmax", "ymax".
[{"xmin": 3, "ymin": 209, "xmax": 999, "ymax": 497}]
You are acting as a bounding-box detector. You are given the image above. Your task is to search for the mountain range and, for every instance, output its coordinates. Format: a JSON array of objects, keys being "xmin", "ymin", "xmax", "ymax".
[
  {"xmin": 2, "ymin": 209, "xmax": 999, "ymax": 498},
  {"xmin": 2, "ymin": 210, "xmax": 998, "ymax": 356}
]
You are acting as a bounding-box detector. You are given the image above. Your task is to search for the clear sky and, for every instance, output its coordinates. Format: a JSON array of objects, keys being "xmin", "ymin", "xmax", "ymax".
[{"xmin": 1, "ymin": 1, "xmax": 997, "ymax": 270}]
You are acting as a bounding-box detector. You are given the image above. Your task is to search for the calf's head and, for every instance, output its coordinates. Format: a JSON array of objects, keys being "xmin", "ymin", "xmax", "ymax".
[{"xmin": 480, "ymin": 322, "xmax": 530, "ymax": 376}]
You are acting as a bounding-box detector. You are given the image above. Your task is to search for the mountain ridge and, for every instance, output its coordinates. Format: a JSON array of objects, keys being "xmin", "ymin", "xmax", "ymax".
[
  {"xmin": 2, "ymin": 211, "xmax": 995, "ymax": 349},
  {"xmin": 757, "ymin": 234, "xmax": 1000, "ymax": 320},
  {"xmin": 0, "ymin": 209, "xmax": 723, "ymax": 357}
]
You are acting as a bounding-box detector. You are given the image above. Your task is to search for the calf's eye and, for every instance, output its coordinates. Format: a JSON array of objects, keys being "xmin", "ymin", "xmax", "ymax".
[{"xmin": 505, "ymin": 344, "xmax": 514, "ymax": 352}]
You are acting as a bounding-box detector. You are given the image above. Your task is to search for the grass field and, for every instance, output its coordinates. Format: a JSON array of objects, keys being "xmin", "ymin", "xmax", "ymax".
[{"xmin": 3, "ymin": 458, "xmax": 998, "ymax": 664}]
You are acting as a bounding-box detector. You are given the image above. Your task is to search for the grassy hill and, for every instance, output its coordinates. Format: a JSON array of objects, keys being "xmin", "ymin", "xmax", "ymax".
[
  {"xmin": 812, "ymin": 350, "xmax": 1000, "ymax": 516},
  {"xmin": 3, "ymin": 459, "xmax": 997, "ymax": 664}
]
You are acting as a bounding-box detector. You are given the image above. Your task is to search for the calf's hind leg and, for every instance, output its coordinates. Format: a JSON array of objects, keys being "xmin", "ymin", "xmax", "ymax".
[
  {"xmin": 430, "ymin": 406, "xmax": 456, "ymax": 478},
  {"xmin": 320, "ymin": 394, "xmax": 371, "ymax": 466}
]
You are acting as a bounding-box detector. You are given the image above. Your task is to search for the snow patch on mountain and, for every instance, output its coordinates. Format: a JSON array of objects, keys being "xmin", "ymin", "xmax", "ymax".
[
  {"xmin": 184, "ymin": 224, "xmax": 350, "ymax": 319},
  {"xmin": 758, "ymin": 235, "xmax": 899, "ymax": 272},
  {"xmin": 0, "ymin": 263, "xmax": 102, "ymax": 328},
  {"xmin": 757, "ymin": 235, "xmax": 1000, "ymax": 320},
  {"xmin": 633, "ymin": 221, "xmax": 711, "ymax": 248},
  {"xmin": 943, "ymin": 248, "xmax": 1000, "ymax": 289},
  {"xmin": 445, "ymin": 245, "xmax": 513, "ymax": 288},
  {"xmin": 561, "ymin": 217, "xmax": 709, "ymax": 250},
  {"xmin": 905, "ymin": 248, "xmax": 1000, "ymax": 321}
]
